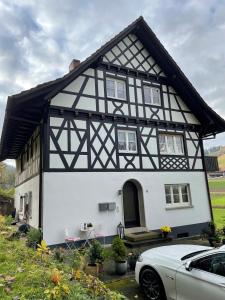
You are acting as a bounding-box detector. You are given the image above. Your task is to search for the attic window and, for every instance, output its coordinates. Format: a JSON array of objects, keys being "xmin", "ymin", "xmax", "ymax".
[
  {"xmin": 143, "ymin": 85, "xmax": 161, "ymax": 106},
  {"xmin": 106, "ymin": 78, "xmax": 126, "ymax": 100}
]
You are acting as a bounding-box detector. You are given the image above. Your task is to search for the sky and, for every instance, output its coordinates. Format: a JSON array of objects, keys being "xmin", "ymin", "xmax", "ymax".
[{"xmin": 0, "ymin": 0, "xmax": 225, "ymax": 166}]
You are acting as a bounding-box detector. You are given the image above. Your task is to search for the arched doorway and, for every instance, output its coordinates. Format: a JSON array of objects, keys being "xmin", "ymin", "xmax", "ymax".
[{"xmin": 123, "ymin": 180, "xmax": 141, "ymax": 228}]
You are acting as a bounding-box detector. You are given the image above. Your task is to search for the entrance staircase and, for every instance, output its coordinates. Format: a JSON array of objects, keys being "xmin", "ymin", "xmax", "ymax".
[{"xmin": 124, "ymin": 227, "xmax": 170, "ymax": 248}]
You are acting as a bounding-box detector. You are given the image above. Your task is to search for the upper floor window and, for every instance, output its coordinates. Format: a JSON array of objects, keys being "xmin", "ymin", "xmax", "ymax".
[
  {"xmin": 106, "ymin": 78, "xmax": 126, "ymax": 100},
  {"xmin": 143, "ymin": 85, "xmax": 161, "ymax": 106},
  {"xmin": 118, "ymin": 130, "xmax": 137, "ymax": 153},
  {"xmin": 159, "ymin": 133, "xmax": 184, "ymax": 155},
  {"xmin": 165, "ymin": 184, "xmax": 191, "ymax": 208}
]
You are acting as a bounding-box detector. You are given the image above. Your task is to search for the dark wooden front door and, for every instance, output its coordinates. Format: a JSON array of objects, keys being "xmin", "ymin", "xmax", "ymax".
[{"xmin": 123, "ymin": 181, "xmax": 140, "ymax": 228}]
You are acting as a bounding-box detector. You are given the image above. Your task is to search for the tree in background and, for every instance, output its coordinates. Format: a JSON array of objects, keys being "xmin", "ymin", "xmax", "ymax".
[{"xmin": 0, "ymin": 162, "xmax": 15, "ymax": 197}]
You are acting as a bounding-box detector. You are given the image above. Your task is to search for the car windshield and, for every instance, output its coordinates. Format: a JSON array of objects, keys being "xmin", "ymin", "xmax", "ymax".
[{"xmin": 181, "ymin": 250, "xmax": 209, "ymax": 261}]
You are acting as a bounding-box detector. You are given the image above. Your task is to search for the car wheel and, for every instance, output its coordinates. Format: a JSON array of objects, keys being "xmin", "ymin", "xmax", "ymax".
[{"xmin": 140, "ymin": 268, "xmax": 166, "ymax": 300}]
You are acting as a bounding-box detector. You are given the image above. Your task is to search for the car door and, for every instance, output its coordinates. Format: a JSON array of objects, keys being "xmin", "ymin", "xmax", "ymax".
[{"xmin": 175, "ymin": 253, "xmax": 225, "ymax": 300}]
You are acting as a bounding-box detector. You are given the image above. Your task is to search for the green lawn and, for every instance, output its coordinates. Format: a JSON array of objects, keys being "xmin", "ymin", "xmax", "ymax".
[
  {"xmin": 212, "ymin": 208, "xmax": 225, "ymax": 229},
  {"xmin": 211, "ymin": 193, "xmax": 225, "ymax": 206},
  {"xmin": 208, "ymin": 178, "xmax": 225, "ymax": 229},
  {"xmin": 208, "ymin": 178, "xmax": 225, "ymax": 190}
]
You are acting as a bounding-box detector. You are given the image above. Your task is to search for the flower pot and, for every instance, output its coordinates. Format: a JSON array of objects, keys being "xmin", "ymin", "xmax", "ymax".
[
  {"xmin": 104, "ymin": 260, "xmax": 115, "ymax": 275},
  {"xmin": 214, "ymin": 241, "xmax": 221, "ymax": 248},
  {"xmin": 115, "ymin": 261, "xmax": 127, "ymax": 275},
  {"xmin": 128, "ymin": 258, "xmax": 137, "ymax": 271},
  {"xmin": 162, "ymin": 232, "xmax": 168, "ymax": 238}
]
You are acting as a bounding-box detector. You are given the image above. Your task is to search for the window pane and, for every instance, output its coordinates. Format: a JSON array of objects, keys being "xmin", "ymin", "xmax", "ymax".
[
  {"xmin": 181, "ymin": 185, "xmax": 188, "ymax": 195},
  {"xmin": 167, "ymin": 135, "xmax": 175, "ymax": 153},
  {"xmin": 152, "ymin": 88, "xmax": 161, "ymax": 105},
  {"xmin": 118, "ymin": 141, "xmax": 126, "ymax": 151},
  {"xmin": 173, "ymin": 194, "xmax": 180, "ymax": 203},
  {"xmin": 128, "ymin": 132, "xmax": 136, "ymax": 142},
  {"xmin": 175, "ymin": 135, "xmax": 184, "ymax": 154},
  {"xmin": 166, "ymin": 195, "xmax": 172, "ymax": 204},
  {"xmin": 181, "ymin": 185, "xmax": 189, "ymax": 203},
  {"xmin": 118, "ymin": 131, "xmax": 126, "ymax": 151},
  {"xmin": 159, "ymin": 135, "xmax": 166, "ymax": 153},
  {"xmin": 144, "ymin": 86, "xmax": 151, "ymax": 104},
  {"xmin": 173, "ymin": 186, "xmax": 180, "ymax": 203},
  {"xmin": 182, "ymin": 194, "xmax": 189, "ymax": 203},
  {"xmin": 195, "ymin": 254, "xmax": 225, "ymax": 277},
  {"xmin": 128, "ymin": 142, "xmax": 137, "ymax": 152},
  {"xmin": 165, "ymin": 186, "xmax": 172, "ymax": 204},
  {"xmin": 165, "ymin": 185, "xmax": 170, "ymax": 195},
  {"xmin": 117, "ymin": 81, "xmax": 126, "ymax": 99},
  {"xmin": 106, "ymin": 79, "xmax": 115, "ymax": 98},
  {"xmin": 118, "ymin": 131, "xmax": 126, "ymax": 142}
]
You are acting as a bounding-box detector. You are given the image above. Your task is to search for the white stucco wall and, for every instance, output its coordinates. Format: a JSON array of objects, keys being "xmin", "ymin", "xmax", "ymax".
[
  {"xmin": 43, "ymin": 171, "xmax": 210, "ymax": 245},
  {"xmin": 15, "ymin": 175, "xmax": 40, "ymax": 228}
]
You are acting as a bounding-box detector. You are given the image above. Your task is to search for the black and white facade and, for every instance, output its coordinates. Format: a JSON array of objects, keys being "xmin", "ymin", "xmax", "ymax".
[{"xmin": 1, "ymin": 17, "xmax": 225, "ymax": 245}]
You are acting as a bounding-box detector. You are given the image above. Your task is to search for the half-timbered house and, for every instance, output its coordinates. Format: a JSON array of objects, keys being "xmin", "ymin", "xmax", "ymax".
[{"xmin": 1, "ymin": 17, "xmax": 225, "ymax": 245}]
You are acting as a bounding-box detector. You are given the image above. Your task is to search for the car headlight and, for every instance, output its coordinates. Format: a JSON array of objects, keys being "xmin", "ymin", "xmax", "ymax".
[{"xmin": 137, "ymin": 254, "xmax": 143, "ymax": 262}]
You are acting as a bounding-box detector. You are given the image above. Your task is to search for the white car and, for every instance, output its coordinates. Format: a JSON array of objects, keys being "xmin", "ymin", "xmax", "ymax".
[{"xmin": 135, "ymin": 244, "xmax": 225, "ymax": 300}]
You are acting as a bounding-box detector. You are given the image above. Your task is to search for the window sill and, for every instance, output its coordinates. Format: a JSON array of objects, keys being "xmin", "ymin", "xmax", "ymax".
[
  {"xmin": 106, "ymin": 96, "xmax": 127, "ymax": 102},
  {"xmin": 118, "ymin": 151, "xmax": 138, "ymax": 155},
  {"xmin": 144, "ymin": 103, "xmax": 161, "ymax": 108},
  {"xmin": 165, "ymin": 205, "xmax": 193, "ymax": 210}
]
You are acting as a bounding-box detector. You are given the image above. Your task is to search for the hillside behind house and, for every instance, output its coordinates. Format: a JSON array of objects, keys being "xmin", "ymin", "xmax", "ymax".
[{"xmin": 205, "ymin": 146, "xmax": 225, "ymax": 171}]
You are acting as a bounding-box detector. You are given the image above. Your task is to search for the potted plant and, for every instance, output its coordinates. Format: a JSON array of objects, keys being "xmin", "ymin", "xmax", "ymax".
[
  {"xmin": 112, "ymin": 236, "xmax": 127, "ymax": 275},
  {"xmin": 204, "ymin": 222, "xmax": 221, "ymax": 247},
  {"xmin": 160, "ymin": 225, "xmax": 172, "ymax": 238},
  {"xmin": 87, "ymin": 223, "xmax": 93, "ymax": 228},
  {"xmin": 85, "ymin": 239, "xmax": 104, "ymax": 276},
  {"xmin": 127, "ymin": 251, "xmax": 139, "ymax": 271}
]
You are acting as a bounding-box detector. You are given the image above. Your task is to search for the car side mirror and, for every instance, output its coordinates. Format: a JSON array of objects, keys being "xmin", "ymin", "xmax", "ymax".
[{"xmin": 185, "ymin": 261, "xmax": 193, "ymax": 271}]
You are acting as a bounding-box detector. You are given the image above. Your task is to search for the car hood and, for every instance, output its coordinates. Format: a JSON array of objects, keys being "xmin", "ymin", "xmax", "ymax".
[{"xmin": 142, "ymin": 244, "xmax": 212, "ymax": 261}]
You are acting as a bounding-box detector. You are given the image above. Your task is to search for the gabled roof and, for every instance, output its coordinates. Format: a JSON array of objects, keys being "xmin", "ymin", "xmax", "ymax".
[{"xmin": 1, "ymin": 16, "xmax": 225, "ymax": 160}]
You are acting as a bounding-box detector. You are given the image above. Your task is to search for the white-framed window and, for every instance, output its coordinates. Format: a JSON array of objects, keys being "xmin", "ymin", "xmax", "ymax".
[
  {"xmin": 118, "ymin": 130, "xmax": 137, "ymax": 153},
  {"xmin": 165, "ymin": 184, "xmax": 191, "ymax": 207},
  {"xmin": 159, "ymin": 133, "xmax": 184, "ymax": 155},
  {"xmin": 106, "ymin": 78, "xmax": 126, "ymax": 100},
  {"xmin": 143, "ymin": 85, "xmax": 161, "ymax": 106}
]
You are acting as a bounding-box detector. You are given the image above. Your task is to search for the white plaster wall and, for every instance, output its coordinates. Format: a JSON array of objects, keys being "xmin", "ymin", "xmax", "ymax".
[
  {"xmin": 43, "ymin": 171, "xmax": 211, "ymax": 245},
  {"xmin": 15, "ymin": 175, "xmax": 40, "ymax": 228}
]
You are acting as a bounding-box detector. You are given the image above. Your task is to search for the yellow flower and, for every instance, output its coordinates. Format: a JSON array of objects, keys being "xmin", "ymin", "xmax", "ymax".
[
  {"xmin": 62, "ymin": 284, "xmax": 70, "ymax": 295},
  {"xmin": 74, "ymin": 270, "xmax": 81, "ymax": 280},
  {"xmin": 160, "ymin": 225, "xmax": 172, "ymax": 233}
]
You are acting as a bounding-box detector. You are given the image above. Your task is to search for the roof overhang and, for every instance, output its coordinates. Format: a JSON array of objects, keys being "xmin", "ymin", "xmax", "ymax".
[{"xmin": 0, "ymin": 79, "xmax": 62, "ymax": 160}]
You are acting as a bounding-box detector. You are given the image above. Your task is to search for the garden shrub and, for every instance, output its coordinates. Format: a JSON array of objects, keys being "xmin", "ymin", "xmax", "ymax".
[
  {"xmin": 27, "ymin": 228, "xmax": 42, "ymax": 248},
  {"xmin": 53, "ymin": 247, "xmax": 66, "ymax": 263},
  {"xmin": 88, "ymin": 239, "xmax": 104, "ymax": 265},
  {"xmin": 4, "ymin": 215, "xmax": 13, "ymax": 226},
  {"xmin": 0, "ymin": 225, "xmax": 125, "ymax": 299},
  {"xmin": 112, "ymin": 236, "xmax": 127, "ymax": 262}
]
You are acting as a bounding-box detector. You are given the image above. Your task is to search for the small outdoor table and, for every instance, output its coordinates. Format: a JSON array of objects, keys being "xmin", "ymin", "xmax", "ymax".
[{"xmin": 80, "ymin": 227, "xmax": 95, "ymax": 246}]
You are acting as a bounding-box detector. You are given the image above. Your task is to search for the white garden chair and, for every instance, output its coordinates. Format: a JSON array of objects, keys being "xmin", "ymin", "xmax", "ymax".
[{"xmin": 64, "ymin": 228, "xmax": 80, "ymax": 250}]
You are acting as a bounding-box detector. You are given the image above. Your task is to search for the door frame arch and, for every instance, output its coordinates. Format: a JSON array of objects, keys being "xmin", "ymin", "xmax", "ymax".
[{"xmin": 121, "ymin": 179, "xmax": 146, "ymax": 228}]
